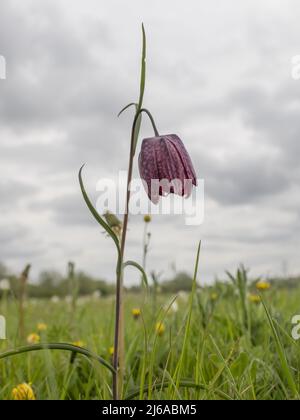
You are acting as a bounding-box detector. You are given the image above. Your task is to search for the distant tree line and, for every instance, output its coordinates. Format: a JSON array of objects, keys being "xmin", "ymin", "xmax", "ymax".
[
  {"xmin": 2, "ymin": 261, "xmax": 298, "ymax": 299},
  {"xmin": 0, "ymin": 262, "xmax": 195, "ymax": 298}
]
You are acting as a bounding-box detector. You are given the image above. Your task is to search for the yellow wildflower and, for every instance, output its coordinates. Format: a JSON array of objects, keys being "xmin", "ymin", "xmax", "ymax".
[
  {"xmin": 72, "ymin": 340, "xmax": 85, "ymax": 348},
  {"xmin": 37, "ymin": 323, "xmax": 47, "ymax": 332},
  {"xmin": 132, "ymin": 308, "xmax": 141, "ymax": 319},
  {"xmin": 249, "ymin": 294, "xmax": 261, "ymax": 304},
  {"xmin": 256, "ymin": 281, "xmax": 271, "ymax": 291},
  {"xmin": 210, "ymin": 293, "xmax": 218, "ymax": 301},
  {"xmin": 156, "ymin": 322, "xmax": 165, "ymax": 336},
  {"xmin": 27, "ymin": 333, "xmax": 40, "ymax": 344},
  {"xmin": 108, "ymin": 346, "xmax": 114, "ymax": 356},
  {"xmin": 144, "ymin": 215, "xmax": 151, "ymax": 223},
  {"xmin": 12, "ymin": 383, "xmax": 35, "ymax": 400}
]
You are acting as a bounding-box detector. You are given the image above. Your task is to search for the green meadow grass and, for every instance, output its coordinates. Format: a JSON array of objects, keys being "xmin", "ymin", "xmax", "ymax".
[{"xmin": 1, "ymin": 273, "xmax": 300, "ymax": 400}]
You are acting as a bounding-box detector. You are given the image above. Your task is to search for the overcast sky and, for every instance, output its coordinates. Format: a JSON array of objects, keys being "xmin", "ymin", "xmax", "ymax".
[{"xmin": 1, "ymin": 0, "xmax": 300, "ymax": 284}]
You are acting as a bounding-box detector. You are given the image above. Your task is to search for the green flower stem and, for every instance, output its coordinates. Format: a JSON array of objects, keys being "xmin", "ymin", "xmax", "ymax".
[
  {"xmin": 18, "ymin": 264, "xmax": 31, "ymax": 341},
  {"xmin": 133, "ymin": 108, "xmax": 159, "ymax": 153},
  {"xmin": 113, "ymin": 113, "xmax": 138, "ymax": 399},
  {"xmin": 113, "ymin": 107, "xmax": 156, "ymax": 399},
  {"xmin": 113, "ymin": 26, "xmax": 160, "ymax": 400},
  {"xmin": 139, "ymin": 108, "xmax": 159, "ymax": 138}
]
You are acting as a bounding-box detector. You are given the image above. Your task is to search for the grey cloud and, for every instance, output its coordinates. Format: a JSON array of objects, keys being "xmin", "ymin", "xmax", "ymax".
[
  {"xmin": 199, "ymin": 151, "xmax": 290, "ymax": 205},
  {"xmin": 34, "ymin": 192, "xmax": 96, "ymax": 227},
  {"xmin": 229, "ymin": 82, "xmax": 300, "ymax": 164},
  {"xmin": 0, "ymin": 1, "xmax": 127, "ymax": 131},
  {"xmin": 0, "ymin": 224, "xmax": 45, "ymax": 260},
  {"xmin": 0, "ymin": 179, "xmax": 38, "ymax": 210}
]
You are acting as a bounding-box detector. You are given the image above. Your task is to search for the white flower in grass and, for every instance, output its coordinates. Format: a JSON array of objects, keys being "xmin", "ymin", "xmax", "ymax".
[
  {"xmin": 165, "ymin": 300, "xmax": 178, "ymax": 313},
  {"xmin": 29, "ymin": 299, "xmax": 38, "ymax": 306},
  {"xmin": 92, "ymin": 290, "xmax": 102, "ymax": 300},
  {"xmin": 77, "ymin": 296, "xmax": 89, "ymax": 306},
  {"xmin": 178, "ymin": 290, "xmax": 189, "ymax": 303},
  {"xmin": 65, "ymin": 295, "xmax": 72, "ymax": 304},
  {"xmin": 171, "ymin": 300, "xmax": 179, "ymax": 313},
  {"xmin": 0, "ymin": 279, "xmax": 10, "ymax": 291}
]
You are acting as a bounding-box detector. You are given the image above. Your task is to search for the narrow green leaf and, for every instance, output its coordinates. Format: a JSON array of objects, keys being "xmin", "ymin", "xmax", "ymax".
[
  {"xmin": 132, "ymin": 24, "xmax": 147, "ymax": 154},
  {"xmin": 209, "ymin": 335, "xmax": 240, "ymax": 399},
  {"xmin": 117, "ymin": 102, "xmax": 137, "ymax": 118},
  {"xmin": 123, "ymin": 260, "xmax": 148, "ymax": 287},
  {"xmin": 230, "ymin": 352, "xmax": 249, "ymax": 378},
  {"xmin": 226, "ymin": 270, "xmax": 236, "ymax": 285},
  {"xmin": 261, "ymin": 297, "xmax": 299, "ymax": 398},
  {"xmin": 0, "ymin": 343, "xmax": 115, "ymax": 374},
  {"xmin": 137, "ymin": 23, "xmax": 146, "ymax": 111},
  {"xmin": 78, "ymin": 165, "xmax": 121, "ymax": 254},
  {"xmin": 173, "ymin": 241, "xmax": 201, "ymax": 392}
]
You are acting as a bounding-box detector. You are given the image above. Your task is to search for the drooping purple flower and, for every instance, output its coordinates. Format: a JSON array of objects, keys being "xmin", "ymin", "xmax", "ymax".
[{"xmin": 138, "ymin": 134, "xmax": 197, "ymax": 204}]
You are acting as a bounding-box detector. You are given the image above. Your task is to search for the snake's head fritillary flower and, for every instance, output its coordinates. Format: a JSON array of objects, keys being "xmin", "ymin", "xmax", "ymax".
[
  {"xmin": 138, "ymin": 134, "xmax": 197, "ymax": 204},
  {"xmin": 12, "ymin": 383, "xmax": 35, "ymax": 400}
]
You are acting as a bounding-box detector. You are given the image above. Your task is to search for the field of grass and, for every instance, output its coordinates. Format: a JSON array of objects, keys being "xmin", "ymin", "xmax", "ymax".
[{"xmin": 1, "ymin": 267, "xmax": 300, "ymax": 400}]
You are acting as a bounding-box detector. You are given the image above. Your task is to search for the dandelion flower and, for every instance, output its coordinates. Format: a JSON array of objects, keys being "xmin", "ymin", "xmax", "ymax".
[
  {"xmin": 210, "ymin": 293, "xmax": 218, "ymax": 301},
  {"xmin": 72, "ymin": 340, "xmax": 85, "ymax": 348},
  {"xmin": 12, "ymin": 383, "xmax": 35, "ymax": 400},
  {"xmin": 249, "ymin": 294, "xmax": 261, "ymax": 304},
  {"xmin": 256, "ymin": 281, "xmax": 271, "ymax": 291},
  {"xmin": 155, "ymin": 322, "xmax": 165, "ymax": 336},
  {"xmin": 144, "ymin": 215, "xmax": 151, "ymax": 223},
  {"xmin": 26, "ymin": 333, "xmax": 40, "ymax": 344},
  {"xmin": 132, "ymin": 308, "xmax": 141, "ymax": 319},
  {"xmin": 37, "ymin": 323, "xmax": 47, "ymax": 332}
]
